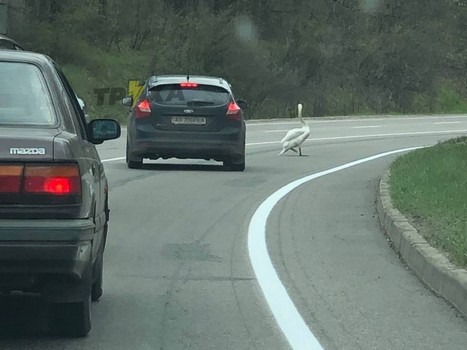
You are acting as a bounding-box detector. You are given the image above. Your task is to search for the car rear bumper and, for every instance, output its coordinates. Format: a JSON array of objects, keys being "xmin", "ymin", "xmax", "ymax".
[
  {"xmin": 129, "ymin": 125, "xmax": 245, "ymax": 160},
  {"xmin": 0, "ymin": 219, "xmax": 95, "ymax": 297}
]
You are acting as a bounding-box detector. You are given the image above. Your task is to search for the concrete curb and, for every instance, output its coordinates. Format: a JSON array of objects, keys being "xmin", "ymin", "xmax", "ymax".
[{"xmin": 377, "ymin": 170, "xmax": 467, "ymax": 317}]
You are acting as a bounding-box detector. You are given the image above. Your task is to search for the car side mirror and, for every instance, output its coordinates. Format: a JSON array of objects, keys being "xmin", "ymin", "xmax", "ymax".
[
  {"xmin": 89, "ymin": 119, "xmax": 121, "ymax": 144},
  {"xmin": 237, "ymin": 99, "xmax": 248, "ymax": 110},
  {"xmin": 122, "ymin": 96, "xmax": 133, "ymax": 107}
]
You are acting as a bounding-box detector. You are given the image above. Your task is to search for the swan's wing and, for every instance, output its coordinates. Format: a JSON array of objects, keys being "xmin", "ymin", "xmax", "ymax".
[
  {"xmin": 278, "ymin": 141, "xmax": 297, "ymax": 155},
  {"xmin": 279, "ymin": 126, "xmax": 310, "ymax": 156},
  {"xmin": 280, "ymin": 128, "xmax": 304, "ymax": 144},
  {"xmin": 278, "ymin": 148, "xmax": 287, "ymax": 156},
  {"xmin": 297, "ymin": 128, "xmax": 310, "ymax": 144}
]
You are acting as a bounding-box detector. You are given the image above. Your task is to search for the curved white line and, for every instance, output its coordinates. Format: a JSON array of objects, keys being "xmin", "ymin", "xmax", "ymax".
[{"xmin": 248, "ymin": 146, "xmax": 424, "ymax": 350}]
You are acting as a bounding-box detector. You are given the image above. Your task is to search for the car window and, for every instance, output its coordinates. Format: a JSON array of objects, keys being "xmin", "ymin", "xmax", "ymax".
[
  {"xmin": 53, "ymin": 63, "xmax": 89, "ymax": 140},
  {"xmin": 0, "ymin": 62, "xmax": 55, "ymax": 125},
  {"xmin": 149, "ymin": 84, "xmax": 230, "ymax": 106}
]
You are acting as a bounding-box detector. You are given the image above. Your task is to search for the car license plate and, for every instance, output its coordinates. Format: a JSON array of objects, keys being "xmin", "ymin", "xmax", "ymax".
[{"xmin": 171, "ymin": 116, "xmax": 206, "ymax": 125}]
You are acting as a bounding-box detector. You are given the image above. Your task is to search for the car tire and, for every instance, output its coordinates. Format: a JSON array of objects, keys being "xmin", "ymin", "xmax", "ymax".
[
  {"xmin": 230, "ymin": 162, "xmax": 245, "ymax": 171},
  {"xmin": 91, "ymin": 246, "xmax": 104, "ymax": 302},
  {"xmin": 224, "ymin": 153, "xmax": 245, "ymax": 172},
  {"xmin": 127, "ymin": 159, "xmax": 143, "ymax": 169},
  {"xmin": 49, "ymin": 294, "xmax": 92, "ymax": 337},
  {"xmin": 126, "ymin": 143, "xmax": 143, "ymax": 169}
]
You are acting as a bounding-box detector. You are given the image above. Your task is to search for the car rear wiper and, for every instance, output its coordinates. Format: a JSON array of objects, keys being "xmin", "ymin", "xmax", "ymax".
[{"xmin": 186, "ymin": 100, "xmax": 215, "ymax": 106}]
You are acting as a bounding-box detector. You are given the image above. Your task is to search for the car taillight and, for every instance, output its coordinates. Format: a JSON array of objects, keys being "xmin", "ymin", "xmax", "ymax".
[
  {"xmin": 0, "ymin": 165, "xmax": 23, "ymax": 193},
  {"xmin": 135, "ymin": 99, "xmax": 151, "ymax": 118},
  {"xmin": 180, "ymin": 82, "xmax": 198, "ymax": 88},
  {"xmin": 24, "ymin": 165, "xmax": 81, "ymax": 195},
  {"xmin": 227, "ymin": 102, "xmax": 241, "ymax": 120}
]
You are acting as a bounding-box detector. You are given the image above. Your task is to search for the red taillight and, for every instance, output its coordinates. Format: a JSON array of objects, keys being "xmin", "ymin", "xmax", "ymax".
[
  {"xmin": 227, "ymin": 102, "xmax": 241, "ymax": 120},
  {"xmin": 0, "ymin": 165, "xmax": 23, "ymax": 193},
  {"xmin": 180, "ymin": 82, "xmax": 198, "ymax": 88},
  {"xmin": 135, "ymin": 99, "xmax": 151, "ymax": 118},
  {"xmin": 43, "ymin": 178, "xmax": 72, "ymax": 194},
  {"xmin": 24, "ymin": 165, "xmax": 81, "ymax": 195}
]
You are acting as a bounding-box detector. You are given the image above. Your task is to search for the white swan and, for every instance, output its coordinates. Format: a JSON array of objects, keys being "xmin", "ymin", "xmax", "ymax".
[{"xmin": 278, "ymin": 103, "xmax": 310, "ymax": 156}]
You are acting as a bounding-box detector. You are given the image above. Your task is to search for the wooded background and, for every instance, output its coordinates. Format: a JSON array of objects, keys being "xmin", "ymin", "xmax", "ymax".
[{"xmin": 7, "ymin": 0, "xmax": 467, "ymax": 120}]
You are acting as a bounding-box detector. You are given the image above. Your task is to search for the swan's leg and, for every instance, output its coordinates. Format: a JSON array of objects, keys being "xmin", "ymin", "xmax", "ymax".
[
  {"xmin": 299, "ymin": 147, "xmax": 302, "ymax": 156},
  {"xmin": 291, "ymin": 148, "xmax": 298, "ymax": 153}
]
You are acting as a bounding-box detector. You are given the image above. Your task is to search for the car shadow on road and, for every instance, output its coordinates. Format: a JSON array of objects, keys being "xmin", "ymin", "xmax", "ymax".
[
  {"xmin": 0, "ymin": 294, "xmax": 50, "ymax": 339},
  {"xmin": 139, "ymin": 163, "xmax": 228, "ymax": 172}
]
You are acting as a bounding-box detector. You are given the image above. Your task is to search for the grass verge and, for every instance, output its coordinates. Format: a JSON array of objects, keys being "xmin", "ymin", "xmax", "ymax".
[{"xmin": 390, "ymin": 137, "xmax": 467, "ymax": 268}]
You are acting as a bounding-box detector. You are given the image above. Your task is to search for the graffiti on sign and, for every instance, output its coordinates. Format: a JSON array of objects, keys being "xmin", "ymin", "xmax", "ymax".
[{"xmin": 128, "ymin": 80, "xmax": 145, "ymax": 106}]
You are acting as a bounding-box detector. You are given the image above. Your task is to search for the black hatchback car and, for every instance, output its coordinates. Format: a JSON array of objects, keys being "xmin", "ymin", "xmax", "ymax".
[
  {"xmin": 123, "ymin": 75, "xmax": 247, "ymax": 171},
  {"xmin": 0, "ymin": 51, "xmax": 120, "ymax": 336}
]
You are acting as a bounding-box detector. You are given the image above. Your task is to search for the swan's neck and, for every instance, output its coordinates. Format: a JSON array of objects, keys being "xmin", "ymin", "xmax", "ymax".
[
  {"xmin": 297, "ymin": 103, "xmax": 306, "ymax": 126},
  {"xmin": 298, "ymin": 113, "xmax": 307, "ymax": 127}
]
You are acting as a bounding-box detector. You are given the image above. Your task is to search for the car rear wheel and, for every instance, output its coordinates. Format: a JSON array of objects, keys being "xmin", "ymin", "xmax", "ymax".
[
  {"xmin": 127, "ymin": 159, "xmax": 143, "ymax": 169},
  {"xmin": 230, "ymin": 162, "xmax": 245, "ymax": 171},
  {"xmin": 126, "ymin": 143, "xmax": 143, "ymax": 169},
  {"xmin": 49, "ymin": 294, "xmax": 91, "ymax": 337},
  {"xmin": 91, "ymin": 245, "xmax": 104, "ymax": 302},
  {"xmin": 224, "ymin": 153, "xmax": 245, "ymax": 172}
]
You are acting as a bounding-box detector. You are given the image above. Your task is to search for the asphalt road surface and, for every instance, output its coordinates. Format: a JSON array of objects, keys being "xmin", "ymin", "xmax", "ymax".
[{"xmin": 1, "ymin": 115, "xmax": 467, "ymax": 349}]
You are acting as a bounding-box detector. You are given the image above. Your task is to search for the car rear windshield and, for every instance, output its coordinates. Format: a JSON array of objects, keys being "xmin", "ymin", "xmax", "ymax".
[
  {"xmin": 0, "ymin": 62, "xmax": 55, "ymax": 126},
  {"xmin": 149, "ymin": 84, "xmax": 230, "ymax": 106}
]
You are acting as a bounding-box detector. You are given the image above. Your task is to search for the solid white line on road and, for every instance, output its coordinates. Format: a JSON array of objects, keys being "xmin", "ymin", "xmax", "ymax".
[
  {"xmin": 102, "ymin": 157, "xmax": 125, "ymax": 163},
  {"xmin": 433, "ymin": 121, "xmax": 462, "ymax": 125},
  {"xmin": 100, "ymin": 129, "xmax": 467, "ymax": 163},
  {"xmin": 247, "ymin": 115, "xmax": 467, "ymax": 126},
  {"xmin": 352, "ymin": 125, "xmax": 381, "ymax": 129},
  {"xmin": 246, "ymin": 129, "xmax": 467, "ymax": 146},
  {"xmin": 247, "ymin": 146, "xmax": 424, "ymax": 350},
  {"xmin": 265, "ymin": 129, "xmax": 298, "ymax": 133}
]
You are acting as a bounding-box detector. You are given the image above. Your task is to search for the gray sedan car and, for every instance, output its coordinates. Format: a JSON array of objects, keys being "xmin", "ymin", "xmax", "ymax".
[{"xmin": 0, "ymin": 50, "xmax": 120, "ymax": 336}]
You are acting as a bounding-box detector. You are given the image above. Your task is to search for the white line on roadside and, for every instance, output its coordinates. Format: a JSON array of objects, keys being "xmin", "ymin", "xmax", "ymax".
[
  {"xmin": 265, "ymin": 129, "xmax": 296, "ymax": 133},
  {"xmin": 102, "ymin": 157, "xmax": 125, "ymax": 163},
  {"xmin": 100, "ymin": 129, "xmax": 467, "ymax": 163},
  {"xmin": 246, "ymin": 129, "xmax": 467, "ymax": 146},
  {"xmin": 247, "ymin": 115, "xmax": 467, "ymax": 126},
  {"xmin": 433, "ymin": 121, "xmax": 462, "ymax": 125},
  {"xmin": 247, "ymin": 146, "xmax": 424, "ymax": 350},
  {"xmin": 352, "ymin": 125, "xmax": 381, "ymax": 129}
]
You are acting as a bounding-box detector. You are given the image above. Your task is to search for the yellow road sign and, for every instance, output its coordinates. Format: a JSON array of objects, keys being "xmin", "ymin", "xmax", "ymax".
[{"xmin": 128, "ymin": 80, "xmax": 145, "ymax": 106}]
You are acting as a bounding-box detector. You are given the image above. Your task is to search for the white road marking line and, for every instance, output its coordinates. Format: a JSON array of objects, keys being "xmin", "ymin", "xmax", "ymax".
[
  {"xmin": 246, "ymin": 129, "xmax": 467, "ymax": 146},
  {"xmin": 249, "ymin": 121, "xmax": 311, "ymax": 127},
  {"xmin": 352, "ymin": 125, "xmax": 381, "ymax": 129},
  {"xmin": 433, "ymin": 121, "xmax": 462, "ymax": 125},
  {"xmin": 265, "ymin": 129, "xmax": 297, "ymax": 133},
  {"xmin": 102, "ymin": 156, "xmax": 125, "ymax": 163},
  {"xmin": 100, "ymin": 129, "xmax": 467, "ymax": 163},
  {"xmin": 247, "ymin": 115, "xmax": 467, "ymax": 126},
  {"xmin": 248, "ymin": 146, "xmax": 424, "ymax": 350},
  {"xmin": 246, "ymin": 140, "xmax": 280, "ymax": 146}
]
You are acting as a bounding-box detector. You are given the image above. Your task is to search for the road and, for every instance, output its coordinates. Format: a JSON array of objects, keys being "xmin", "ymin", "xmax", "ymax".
[{"xmin": 1, "ymin": 115, "xmax": 467, "ymax": 349}]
